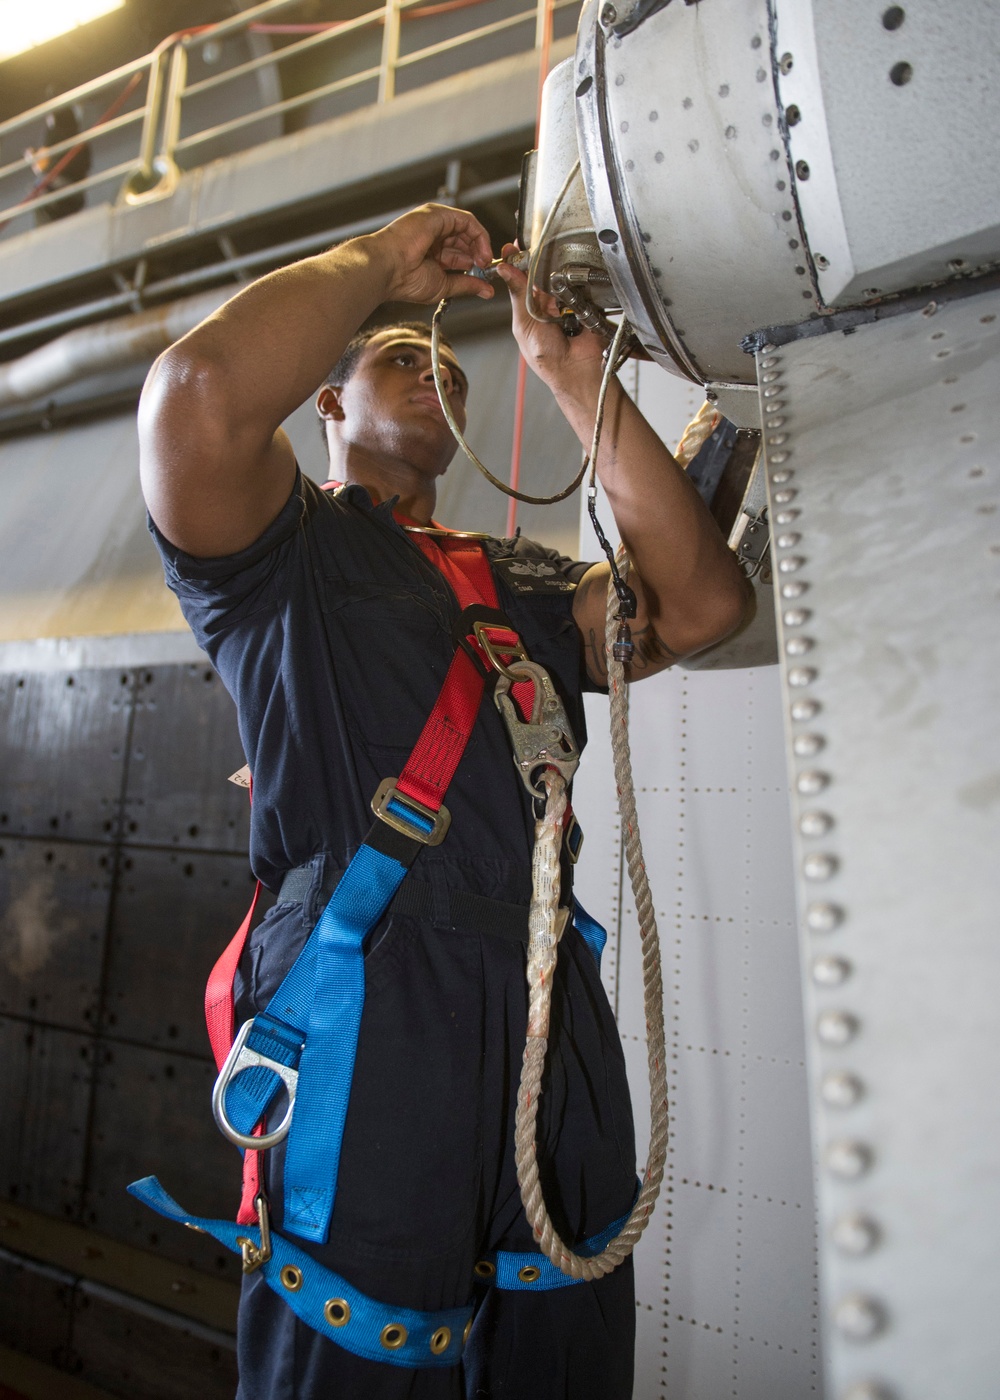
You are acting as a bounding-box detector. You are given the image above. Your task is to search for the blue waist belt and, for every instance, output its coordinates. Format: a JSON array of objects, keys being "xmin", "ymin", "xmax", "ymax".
[{"xmin": 128, "ymin": 1177, "xmax": 630, "ymax": 1370}]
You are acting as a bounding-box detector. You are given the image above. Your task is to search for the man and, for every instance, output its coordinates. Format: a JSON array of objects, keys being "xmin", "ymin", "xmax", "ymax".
[{"xmin": 139, "ymin": 203, "xmax": 746, "ymax": 1397}]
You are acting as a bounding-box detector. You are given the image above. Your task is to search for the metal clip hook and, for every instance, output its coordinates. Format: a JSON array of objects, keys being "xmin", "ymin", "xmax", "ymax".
[
  {"xmin": 493, "ymin": 660, "xmax": 580, "ymax": 797},
  {"xmin": 236, "ymin": 1194, "xmax": 272, "ymax": 1274},
  {"xmin": 212, "ymin": 1019, "xmax": 299, "ymax": 1151}
]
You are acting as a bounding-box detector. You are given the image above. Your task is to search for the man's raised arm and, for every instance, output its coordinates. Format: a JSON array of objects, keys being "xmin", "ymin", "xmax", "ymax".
[
  {"xmin": 138, "ymin": 205, "xmax": 494, "ymax": 559},
  {"xmin": 496, "ymin": 250, "xmax": 750, "ymax": 685}
]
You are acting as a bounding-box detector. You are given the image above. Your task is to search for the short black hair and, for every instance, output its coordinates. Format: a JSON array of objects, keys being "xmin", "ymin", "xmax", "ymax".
[{"xmin": 324, "ymin": 320, "xmax": 456, "ymax": 388}]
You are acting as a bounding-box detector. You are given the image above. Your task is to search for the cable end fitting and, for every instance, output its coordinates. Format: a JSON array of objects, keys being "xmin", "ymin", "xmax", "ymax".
[{"xmin": 612, "ymin": 619, "xmax": 635, "ymax": 664}]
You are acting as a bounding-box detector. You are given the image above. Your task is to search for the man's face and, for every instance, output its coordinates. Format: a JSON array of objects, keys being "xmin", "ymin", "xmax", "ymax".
[{"xmin": 322, "ymin": 329, "xmax": 469, "ymax": 478}]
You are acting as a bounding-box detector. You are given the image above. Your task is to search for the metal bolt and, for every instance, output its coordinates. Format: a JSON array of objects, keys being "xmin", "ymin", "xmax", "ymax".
[
  {"xmin": 812, "ymin": 954, "xmax": 850, "ymax": 986},
  {"xmin": 779, "ymin": 52, "xmax": 794, "ymax": 74},
  {"xmin": 822, "ymin": 1069, "xmax": 864, "ymax": 1106},
  {"xmin": 803, "ymin": 851, "xmax": 838, "ymax": 880},
  {"xmin": 805, "ymin": 899, "xmax": 842, "ymax": 930},
  {"xmin": 758, "ymin": 356, "xmax": 779, "ymax": 370},
  {"xmin": 783, "ymin": 607, "xmax": 811, "ymax": 626},
  {"xmin": 815, "ymin": 253, "xmax": 830, "ymax": 269},
  {"xmin": 841, "ymin": 1385, "xmax": 896, "ymax": 1400},
  {"xmin": 797, "ymin": 772, "xmax": 830, "ymax": 800},
  {"xmin": 761, "ymin": 371, "xmax": 780, "ymax": 383},
  {"xmin": 771, "ymin": 470, "xmax": 793, "ymax": 484},
  {"xmin": 773, "ymin": 488, "xmax": 797, "ymax": 504},
  {"xmin": 778, "ymin": 555, "xmax": 805, "ymax": 573},
  {"xmin": 786, "ymin": 103, "xmax": 801, "ymax": 126},
  {"xmin": 766, "ymin": 415, "xmax": 786, "ymax": 428},
  {"xmin": 826, "ymin": 1140, "xmax": 872, "ymax": 1177},
  {"xmin": 834, "ymin": 1292, "xmax": 886, "ymax": 1340},
  {"xmin": 786, "ymin": 635, "xmax": 814, "ymax": 657},
  {"xmin": 776, "ymin": 531, "xmax": 800, "ymax": 548},
  {"xmin": 795, "ymin": 160, "xmax": 811, "ymax": 180},
  {"xmin": 762, "ymin": 385, "xmax": 783, "ymax": 399},
  {"xmin": 769, "ymin": 451, "xmax": 790, "ymax": 464},
  {"xmin": 775, "ymin": 510, "xmax": 799, "ymax": 525},
  {"xmin": 763, "ymin": 399, "xmax": 785, "ymax": 413},
  {"xmin": 788, "ymin": 666, "xmax": 817, "ymax": 687},
  {"xmin": 769, "ymin": 434, "xmax": 788, "ymax": 447},
  {"xmin": 793, "ymin": 731, "xmax": 824, "ymax": 756},
  {"xmin": 832, "ymin": 1213, "xmax": 881, "ymax": 1256},
  {"xmin": 790, "ymin": 696, "xmax": 819, "ymax": 720},
  {"xmin": 781, "ymin": 579, "xmax": 808, "ymax": 599},
  {"xmin": 817, "ymin": 1013, "xmax": 860, "ymax": 1048},
  {"xmin": 601, "ymin": 2, "xmax": 617, "ymax": 24},
  {"xmin": 799, "ymin": 808, "xmax": 831, "ymax": 836}
]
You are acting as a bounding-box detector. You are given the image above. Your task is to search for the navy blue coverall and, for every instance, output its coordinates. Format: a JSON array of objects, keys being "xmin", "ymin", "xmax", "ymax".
[{"xmin": 151, "ymin": 472, "xmax": 637, "ymax": 1398}]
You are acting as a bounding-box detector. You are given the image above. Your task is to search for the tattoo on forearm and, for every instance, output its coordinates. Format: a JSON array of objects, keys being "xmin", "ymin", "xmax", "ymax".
[{"xmin": 586, "ymin": 622, "xmax": 679, "ymax": 681}]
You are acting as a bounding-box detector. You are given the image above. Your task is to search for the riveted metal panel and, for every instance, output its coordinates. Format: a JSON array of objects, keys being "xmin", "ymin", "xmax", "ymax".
[
  {"xmin": 0, "ymin": 1254, "xmax": 74, "ymax": 1371},
  {"xmin": 0, "ymin": 839, "xmax": 111, "ymax": 1032},
  {"xmin": 0, "ymin": 1018, "xmax": 92, "ymax": 1217},
  {"xmin": 83, "ymin": 1042, "xmax": 241, "ymax": 1283},
  {"xmin": 123, "ymin": 665, "xmax": 251, "ymax": 852},
  {"xmin": 762, "ymin": 285, "xmax": 1000, "ymax": 1400},
  {"xmin": 574, "ymin": 0, "xmax": 813, "ymax": 384},
  {"xmin": 0, "ymin": 668, "xmax": 132, "ymax": 842},
  {"xmin": 104, "ymin": 847, "xmax": 259, "ymax": 1055},
  {"xmin": 70, "ymin": 1292, "xmax": 238, "ymax": 1400}
]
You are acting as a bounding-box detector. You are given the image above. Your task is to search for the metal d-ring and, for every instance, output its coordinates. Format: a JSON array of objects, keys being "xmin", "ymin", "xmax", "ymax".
[{"xmin": 211, "ymin": 1019, "xmax": 299, "ymax": 1151}]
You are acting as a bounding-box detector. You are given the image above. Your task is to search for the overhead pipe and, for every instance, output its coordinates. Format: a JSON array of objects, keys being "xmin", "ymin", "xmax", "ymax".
[{"xmin": 0, "ymin": 288, "xmax": 229, "ymax": 408}]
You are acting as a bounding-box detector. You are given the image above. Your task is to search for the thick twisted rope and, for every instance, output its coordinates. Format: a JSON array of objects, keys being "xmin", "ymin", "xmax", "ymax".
[{"xmin": 513, "ymin": 553, "xmax": 669, "ymax": 1279}]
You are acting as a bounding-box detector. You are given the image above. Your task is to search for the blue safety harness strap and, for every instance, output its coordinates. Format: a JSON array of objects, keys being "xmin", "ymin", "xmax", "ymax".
[
  {"xmin": 572, "ymin": 899, "xmax": 608, "ymax": 971},
  {"xmin": 486, "ymin": 1204, "xmax": 632, "ymax": 1290},
  {"xmin": 128, "ymin": 1177, "xmax": 470, "ymax": 1369},
  {"xmin": 216, "ymin": 836, "xmax": 419, "ymax": 1241}
]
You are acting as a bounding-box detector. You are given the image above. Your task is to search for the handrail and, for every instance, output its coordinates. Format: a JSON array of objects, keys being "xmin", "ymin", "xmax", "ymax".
[{"xmin": 0, "ymin": 0, "xmax": 578, "ymax": 237}]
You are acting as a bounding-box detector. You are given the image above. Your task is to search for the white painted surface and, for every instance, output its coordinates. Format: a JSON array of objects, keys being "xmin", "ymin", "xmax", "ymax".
[{"xmin": 573, "ymin": 358, "xmax": 818, "ymax": 1397}]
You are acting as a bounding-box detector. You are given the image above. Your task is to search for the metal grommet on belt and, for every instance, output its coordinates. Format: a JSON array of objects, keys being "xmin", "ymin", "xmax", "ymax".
[
  {"xmin": 324, "ymin": 1298, "xmax": 350, "ymax": 1327},
  {"xmin": 463, "ymin": 1319, "xmax": 473, "ymax": 1345},
  {"xmin": 280, "ymin": 1264, "xmax": 303, "ymax": 1292},
  {"xmin": 473, "ymin": 1259, "xmax": 495, "ymax": 1279},
  {"xmin": 517, "ymin": 1265, "xmax": 541, "ymax": 1283},
  {"xmin": 430, "ymin": 1326, "xmax": 451, "ymax": 1355},
  {"xmin": 380, "ymin": 1323, "xmax": 408, "ymax": 1350}
]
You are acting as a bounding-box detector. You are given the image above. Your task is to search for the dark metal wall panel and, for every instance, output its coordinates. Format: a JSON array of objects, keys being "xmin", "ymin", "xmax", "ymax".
[
  {"xmin": 123, "ymin": 666, "xmax": 251, "ymax": 852},
  {"xmin": 0, "ymin": 1255, "xmax": 74, "ymax": 1369},
  {"xmin": 0, "ymin": 669, "xmax": 132, "ymax": 842},
  {"xmin": 0, "ymin": 839, "xmax": 111, "ymax": 1031},
  {"xmin": 104, "ymin": 848, "xmax": 258, "ymax": 1056},
  {"xmin": 83, "ymin": 1042, "xmax": 242, "ymax": 1282},
  {"xmin": 70, "ymin": 1294, "xmax": 238, "ymax": 1400},
  {"xmin": 0, "ymin": 1019, "xmax": 92, "ymax": 1217}
]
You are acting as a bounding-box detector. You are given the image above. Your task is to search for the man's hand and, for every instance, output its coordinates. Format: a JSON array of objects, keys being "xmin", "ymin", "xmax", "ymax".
[
  {"xmin": 494, "ymin": 241, "xmax": 606, "ymax": 394},
  {"xmin": 366, "ymin": 204, "xmax": 496, "ymax": 306}
]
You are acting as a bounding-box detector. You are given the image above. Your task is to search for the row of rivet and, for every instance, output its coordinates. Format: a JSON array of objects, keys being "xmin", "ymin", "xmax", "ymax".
[{"xmin": 758, "ymin": 348, "xmax": 891, "ymax": 1391}]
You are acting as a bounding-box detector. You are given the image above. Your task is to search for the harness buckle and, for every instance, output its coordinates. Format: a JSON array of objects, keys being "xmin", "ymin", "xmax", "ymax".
[
  {"xmin": 452, "ymin": 605, "xmax": 529, "ymax": 681},
  {"xmin": 493, "ymin": 661, "xmax": 581, "ymax": 797},
  {"xmin": 236, "ymin": 1193, "xmax": 272, "ymax": 1275},
  {"xmin": 371, "ymin": 778, "xmax": 451, "ymax": 846},
  {"xmin": 212, "ymin": 1019, "xmax": 300, "ymax": 1151}
]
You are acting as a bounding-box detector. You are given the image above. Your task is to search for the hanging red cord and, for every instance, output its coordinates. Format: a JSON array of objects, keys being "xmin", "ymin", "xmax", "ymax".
[{"xmin": 505, "ymin": 0, "xmax": 554, "ymax": 537}]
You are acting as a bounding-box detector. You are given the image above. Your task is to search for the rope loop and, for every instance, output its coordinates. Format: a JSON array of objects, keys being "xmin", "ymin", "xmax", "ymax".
[{"xmin": 514, "ymin": 585, "xmax": 669, "ymax": 1277}]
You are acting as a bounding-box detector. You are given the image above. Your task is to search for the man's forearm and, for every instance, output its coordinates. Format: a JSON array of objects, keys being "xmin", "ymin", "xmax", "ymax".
[{"xmin": 550, "ymin": 365, "xmax": 749, "ymax": 658}]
